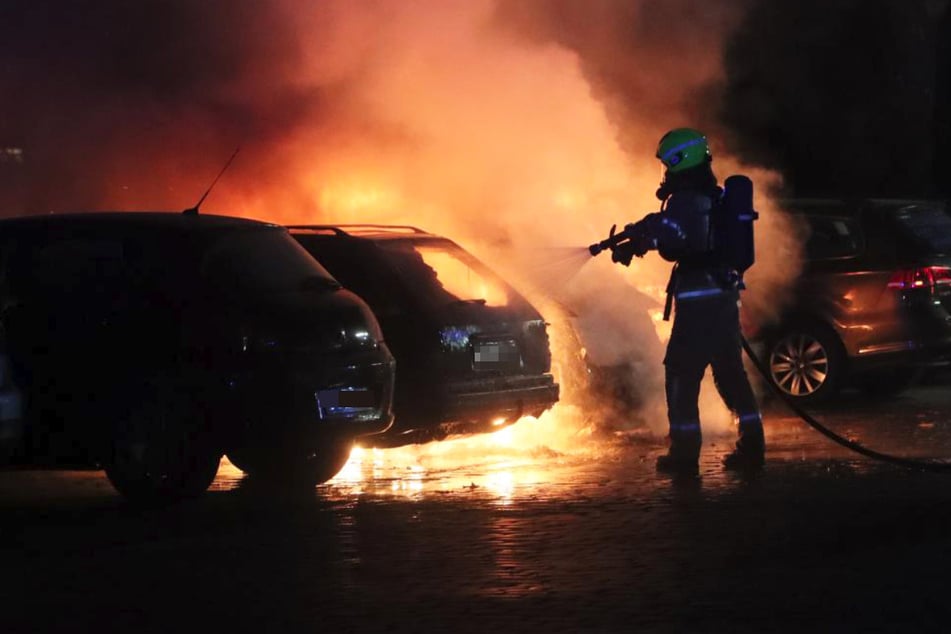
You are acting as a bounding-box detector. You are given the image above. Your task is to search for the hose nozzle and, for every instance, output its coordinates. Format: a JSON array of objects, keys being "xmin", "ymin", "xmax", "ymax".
[{"xmin": 588, "ymin": 223, "xmax": 617, "ymax": 257}]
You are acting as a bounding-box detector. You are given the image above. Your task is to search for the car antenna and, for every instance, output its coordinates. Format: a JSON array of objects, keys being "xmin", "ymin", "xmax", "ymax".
[{"xmin": 182, "ymin": 146, "xmax": 240, "ymax": 215}]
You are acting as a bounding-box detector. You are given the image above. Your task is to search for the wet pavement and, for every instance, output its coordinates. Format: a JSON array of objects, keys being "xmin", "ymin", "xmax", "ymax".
[{"xmin": 4, "ymin": 382, "xmax": 951, "ymax": 632}]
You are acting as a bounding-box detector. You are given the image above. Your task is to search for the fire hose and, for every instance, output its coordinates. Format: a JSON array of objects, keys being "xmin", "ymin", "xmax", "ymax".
[{"xmin": 740, "ymin": 334, "xmax": 951, "ymax": 473}]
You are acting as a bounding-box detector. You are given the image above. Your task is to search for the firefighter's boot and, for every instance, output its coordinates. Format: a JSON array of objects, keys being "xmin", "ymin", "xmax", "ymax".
[
  {"xmin": 656, "ymin": 424, "xmax": 701, "ymax": 475},
  {"xmin": 722, "ymin": 412, "xmax": 765, "ymax": 471}
]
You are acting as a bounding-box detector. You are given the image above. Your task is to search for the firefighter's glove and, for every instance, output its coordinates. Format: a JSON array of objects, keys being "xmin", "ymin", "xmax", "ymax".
[
  {"xmin": 611, "ymin": 230, "xmax": 651, "ymax": 266},
  {"xmin": 610, "ymin": 241, "xmax": 638, "ymax": 266}
]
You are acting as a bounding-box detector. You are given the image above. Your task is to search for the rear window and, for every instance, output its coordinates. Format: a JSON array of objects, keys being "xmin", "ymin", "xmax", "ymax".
[
  {"xmin": 201, "ymin": 228, "xmax": 339, "ymax": 297},
  {"xmin": 891, "ymin": 204, "xmax": 951, "ymax": 256},
  {"xmin": 804, "ymin": 215, "xmax": 862, "ymax": 260}
]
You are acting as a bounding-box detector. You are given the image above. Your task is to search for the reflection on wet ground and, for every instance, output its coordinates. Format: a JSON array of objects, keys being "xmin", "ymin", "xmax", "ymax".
[
  {"xmin": 6, "ymin": 383, "xmax": 951, "ymax": 632},
  {"xmin": 209, "ymin": 381, "xmax": 951, "ymax": 506}
]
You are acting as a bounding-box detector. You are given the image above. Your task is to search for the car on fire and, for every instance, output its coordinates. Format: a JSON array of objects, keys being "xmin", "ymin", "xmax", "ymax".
[
  {"xmin": 754, "ymin": 199, "xmax": 951, "ymax": 403},
  {"xmin": 287, "ymin": 224, "xmax": 560, "ymax": 446},
  {"xmin": 0, "ymin": 212, "xmax": 395, "ymax": 501}
]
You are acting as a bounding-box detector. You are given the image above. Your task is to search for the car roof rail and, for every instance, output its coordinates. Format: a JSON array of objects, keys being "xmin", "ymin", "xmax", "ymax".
[{"xmin": 286, "ymin": 224, "xmax": 430, "ymax": 236}]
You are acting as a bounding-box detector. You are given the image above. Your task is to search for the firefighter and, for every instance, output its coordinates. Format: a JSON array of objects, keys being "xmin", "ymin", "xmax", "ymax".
[{"xmin": 611, "ymin": 128, "xmax": 765, "ymax": 474}]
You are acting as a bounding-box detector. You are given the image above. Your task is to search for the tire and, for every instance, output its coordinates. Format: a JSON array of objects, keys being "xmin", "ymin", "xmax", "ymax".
[
  {"xmin": 228, "ymin": 439, "xmax": 354, "ymax": 486},
  {"xmin": 301, "ymin": 440, "xmax": 354, "ymax": 484},
  {"xmin": 104, "ymin": 387, "xmax": 221, "ymax": 502},
  {"xmin": 765, "ymin": 324, "xmax": 845, "ymax": 405}
]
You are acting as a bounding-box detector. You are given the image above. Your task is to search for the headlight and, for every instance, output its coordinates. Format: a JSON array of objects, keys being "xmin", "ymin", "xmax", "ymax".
[
  {"xmin": 240, "ymin": 333, "xmax": 281, "ymax": 353},
  {"xmin": 337, "ymin": 326, "xmax": 379, "ymax": 350},
  {"xmin": 335, "ymin": 304, "xmax": 384, "ymax": 350}
]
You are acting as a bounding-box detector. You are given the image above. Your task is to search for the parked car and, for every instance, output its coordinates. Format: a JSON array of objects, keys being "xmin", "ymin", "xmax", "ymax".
[
  {"xmin": 753, "ymin": 198, "xmax": 951, "ymax": 403},
  {"xmin": 0, "ymin": 212, "xmax": 395, "ymax": 500},
  {"xmin": 287, "ymin": 224, "xmax": 559, "ymax": 446}
]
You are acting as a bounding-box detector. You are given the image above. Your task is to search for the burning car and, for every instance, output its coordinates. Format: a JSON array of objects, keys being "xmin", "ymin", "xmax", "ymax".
[
  {"xmin": 0, "ymin": 213, "xmax": 394, "ymax": 500},
  {"xmin": 287, "ymin": 224, "xmax": 559, "ymax": 446},
  {"xmin": 754, "ymin": 199, "xmax": 951, "ymax": 403}
]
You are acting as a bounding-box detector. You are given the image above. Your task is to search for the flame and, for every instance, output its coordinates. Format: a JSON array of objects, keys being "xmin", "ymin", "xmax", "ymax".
[
  {"xmin": 416, "ymin": 245, "xmax": 509, "ymax": 306},
  {"xmin": 323, "ymin": 407, "xmax": 605, "ymax": 503}
]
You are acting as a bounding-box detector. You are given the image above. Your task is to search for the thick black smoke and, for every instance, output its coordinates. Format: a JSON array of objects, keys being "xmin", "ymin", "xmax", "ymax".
[
  {"xmin": 497, "ymin": 0, "xmax": 950, "ymax": 198},
  {"xmin": 493, "ymin": 0, "xmax": 751, "ymax": 158}
]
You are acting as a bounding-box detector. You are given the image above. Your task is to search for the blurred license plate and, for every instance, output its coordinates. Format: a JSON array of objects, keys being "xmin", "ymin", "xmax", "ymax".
[
  {"xmin": 316, "ymin": 388, "xmax": 376, "ymax": 418},
  {"xmin": 472, "ymin": 339, "xmax": 520, "ymax": 370}
]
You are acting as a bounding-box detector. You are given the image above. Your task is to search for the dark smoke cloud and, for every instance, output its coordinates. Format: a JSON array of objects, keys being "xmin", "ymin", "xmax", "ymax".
[
  {"xmin": 493, "ymin": 0, "xmax": 751, "ymax": 158},
  {"xmin": 2, "ymin": 0, "xmax": 759, "ymax": 218},
  {"xmin": 496, "ymin": 0, "xmax": 950, "ymax": 198},
  {"xmin": 5, "ymin": 0, "xmax": 946, "ymax": 217}
]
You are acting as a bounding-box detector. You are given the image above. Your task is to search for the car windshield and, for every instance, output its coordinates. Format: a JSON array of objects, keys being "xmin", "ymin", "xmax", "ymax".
[
  {"xmin": 379, "ymin": 240, "xmax": 510, "ymax": 308},
  {"xmin": 891, "ymin": 204, "xmax": 951, "ymax": 256},
  {"xmin": 201, "ymin": 227, "xmax": 339, "ymax": 297}
]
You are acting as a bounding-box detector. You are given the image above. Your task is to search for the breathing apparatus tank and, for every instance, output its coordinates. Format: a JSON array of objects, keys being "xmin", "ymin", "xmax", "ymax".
[{"xmin": 715, "ymin": 174, "xmax": 757, "ymax": 287}]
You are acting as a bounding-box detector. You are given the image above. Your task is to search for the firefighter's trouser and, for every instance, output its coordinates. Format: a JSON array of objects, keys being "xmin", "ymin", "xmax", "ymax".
[{"xmin": 663, "ymin": 288, "xmax": 764, "ymax": 458}]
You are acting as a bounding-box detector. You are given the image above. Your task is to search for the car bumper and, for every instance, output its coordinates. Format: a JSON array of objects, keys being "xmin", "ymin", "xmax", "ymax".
[
  {"xmin": 370, "ymin": 373, "xmax": 559, "ymax": 447},
  {"xmin": 441, "ymin": 373, "xmax": 560, "ymax": 422},
  {"xmin": 225, "ymin": 346, "xmax": 396, "ymax": 450}
]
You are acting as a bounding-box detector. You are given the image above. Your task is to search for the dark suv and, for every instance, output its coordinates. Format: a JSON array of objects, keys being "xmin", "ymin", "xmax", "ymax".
[
  {"xmin": 288, "ymin": 225, "xmax": 559, "ymax": 445},
  {"xmin": 0, "ymin": 213, "xmax": 395, "ymax": 500},
  {"xmin": 756, "ymin": 199, "xmax": 951, "ymax": 403}
]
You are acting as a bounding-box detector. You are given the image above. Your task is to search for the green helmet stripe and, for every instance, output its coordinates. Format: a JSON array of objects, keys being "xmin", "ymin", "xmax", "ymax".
[{"xmin": 659, "ymin": 137, "xmax": 706, "ymax": 163}]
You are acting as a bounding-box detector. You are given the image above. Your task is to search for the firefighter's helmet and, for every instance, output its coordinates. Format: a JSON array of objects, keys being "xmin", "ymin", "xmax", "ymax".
[{"xmin": 656, "ymin": 128, "xmax": 711, "ymax": 173}]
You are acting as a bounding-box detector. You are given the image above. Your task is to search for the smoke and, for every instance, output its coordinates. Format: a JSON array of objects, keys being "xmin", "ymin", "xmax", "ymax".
[{"xmin": 0, "ymin": 0, "xmax": 804, "ymax": 445}]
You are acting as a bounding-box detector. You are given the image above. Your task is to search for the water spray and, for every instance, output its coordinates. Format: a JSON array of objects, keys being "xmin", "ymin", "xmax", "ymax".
[{"xmin": 517, "ymin": 246, "xmax": 596, "ymax": 292}]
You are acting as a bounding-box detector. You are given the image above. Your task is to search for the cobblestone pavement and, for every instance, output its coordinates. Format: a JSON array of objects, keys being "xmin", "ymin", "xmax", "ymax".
[{"xmin": 4, "ymin": 383, "xmax": 951, "ymax": 632}]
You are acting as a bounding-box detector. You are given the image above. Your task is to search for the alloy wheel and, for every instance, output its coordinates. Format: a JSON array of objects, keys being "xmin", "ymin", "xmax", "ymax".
[{"xmin": 769, "ymin": 333, "xmax": 830, "ymax": 397}]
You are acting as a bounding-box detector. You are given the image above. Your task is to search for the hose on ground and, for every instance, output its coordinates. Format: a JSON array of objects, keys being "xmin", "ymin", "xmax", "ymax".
[{"xmin": 741, "ymin": 335, "xmax": 951, "ymax": 473}]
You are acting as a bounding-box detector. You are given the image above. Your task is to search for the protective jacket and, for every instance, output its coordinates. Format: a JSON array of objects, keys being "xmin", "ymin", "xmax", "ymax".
[{"xmin": 634, "ymin": 182, "xmax": 736, "ymax": 320}]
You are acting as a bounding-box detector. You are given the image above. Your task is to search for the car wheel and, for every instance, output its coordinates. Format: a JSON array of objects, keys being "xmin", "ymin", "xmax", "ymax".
[
  {"xmin": 105, "ymin": 388, "xmax": 221, "ymax": 502},
  {"xmin": 766, "ymin": 325, "xmax": 845, "ymax": 405},
  {"xmin": 300, "ymin": 440, "xmax": 354, "ymax": 484},
  {"xmin": 229, "ymin": 439, "xmax": 354, "ymax": 486}
]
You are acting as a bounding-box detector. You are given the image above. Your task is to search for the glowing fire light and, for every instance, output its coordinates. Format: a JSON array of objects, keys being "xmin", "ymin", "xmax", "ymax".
[
  {"xmin": 317, "ymin": 407, "xmax": 606, "ymax": 503},
  {"xmin": 162, "ymin": 1, "xmax": 802, "ymax": 499},
  {"xmin": 416, "ymin": 246, "xmax": 509, "ymax": 306}
]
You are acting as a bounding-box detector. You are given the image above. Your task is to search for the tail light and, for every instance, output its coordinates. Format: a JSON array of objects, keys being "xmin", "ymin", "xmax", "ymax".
[{"xmin": 887, "ymin": 266, "xmax": 951, "ymax": 292}]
